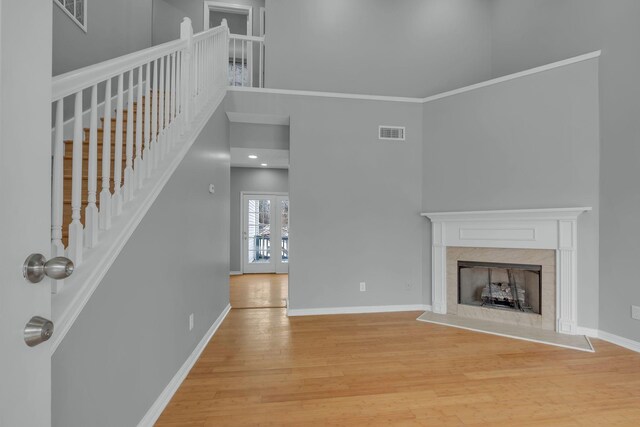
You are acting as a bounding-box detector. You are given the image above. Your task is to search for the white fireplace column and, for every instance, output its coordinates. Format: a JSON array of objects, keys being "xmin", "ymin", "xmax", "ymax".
[{"xmin": 422, "ymin": 208, "xmax": 591, "ymax": 335}]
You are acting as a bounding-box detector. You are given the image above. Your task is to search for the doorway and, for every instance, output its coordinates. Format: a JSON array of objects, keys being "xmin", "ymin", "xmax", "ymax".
[
  {"xmin": 242, "ymin": 193, "xmax": 289, "ymax": 274},
  {"xmin": 203, "ymin": 1, "xmax": 253, "ymax": 34}
]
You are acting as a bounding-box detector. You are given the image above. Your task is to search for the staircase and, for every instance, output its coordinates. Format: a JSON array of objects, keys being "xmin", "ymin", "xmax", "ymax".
[
  {"xmin": 61, "ymin": 98, "xmax": 154, "ymax": 245},
  {"xmin": 49, "ymin": 18, "xmax": 230, "ymax": 352}
]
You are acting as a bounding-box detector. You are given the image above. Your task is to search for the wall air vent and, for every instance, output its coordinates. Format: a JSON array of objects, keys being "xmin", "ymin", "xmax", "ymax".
[{"xmin": 378, "ymin": 126, "xmax": 406, "ymax": 141}]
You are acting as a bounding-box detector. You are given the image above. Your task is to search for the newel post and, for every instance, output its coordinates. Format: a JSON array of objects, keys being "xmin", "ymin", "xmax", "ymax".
[
  {"xmin": 221, "ymin": 18, "xmax": 230, "ymax": 86},
  {"xmin": 180, "ymin": 17, "xmax": 194, "ymax": 128}
]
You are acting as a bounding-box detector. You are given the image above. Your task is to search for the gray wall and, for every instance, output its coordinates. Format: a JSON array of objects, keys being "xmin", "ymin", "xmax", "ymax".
[
  {"xmin": 489, "ymin": 0, "xmax": 640, "ymax": 342},
  {"xmin": 52, "ymin": 105, "xmax": 230, "ymax": 427},
  {"xmin": 231, "ymin": 122, "xmax": 290, "ymax": 150},
  {"xmin": 422, "ymin": 58, "xmax": 601, "ymax": 328},
  {"xmin": 263, "ymin": 0, "xmax": 493, "ymax": 97},
  {"xmin": 227, "ymin": 91, "xmax": 424, "ymax": 309},
  {"xmin": 211, "ymin": 11, "xmax": 247, "ymax": 35},
  {"xmin": 230, "ymin": 167, "xmax": 289, "ymax": 271},
  {"xmin": 53, "ymin": 0, "xmax": 153, "ymax": 76},
  {"xmin": 153, "ymin": 0, "xmax": 264, "ymax": 45}
]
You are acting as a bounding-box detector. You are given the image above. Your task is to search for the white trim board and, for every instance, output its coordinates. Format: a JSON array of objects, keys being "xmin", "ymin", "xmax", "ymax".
[
  {"xmin": 421, "ymin": 51, "xmax": 601, "ymax": 103},
  {"xmin": 287, "ymin": 304, "xmax": 432, "ymax": 317},
  {"xmin": 597, "ymin": 330, "xmax": 640, "ymax": 353},
  {"xmin": 228, "ymin": 51, "xmax": 601, "ymax": 105},
  {"xmin": 137, "ymin": 304, "xmax": 231, "ymax": 427},
  {"xmin": 50, "ymin": 88, "xmax": 227, "ymax": 354},
  {"xmin": 416, "ymin": 314, "xmax": 595, "ymax": 353},
  {"xmin": 230, "ymin": 271, "xmax": 242, "ymax": 276},
  {"xmin": 228, "ymin": 86, "xmax": 423, "ymax": 104}
]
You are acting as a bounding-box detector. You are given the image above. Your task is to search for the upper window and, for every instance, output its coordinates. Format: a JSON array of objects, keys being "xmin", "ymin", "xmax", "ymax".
[{"xmin": 54, "ymin": 0, "xmax": 86, "ymax": 32}]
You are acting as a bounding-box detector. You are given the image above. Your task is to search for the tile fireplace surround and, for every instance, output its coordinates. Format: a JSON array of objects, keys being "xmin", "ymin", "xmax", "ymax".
[{"xmin": 421, "ymin": 208, "xmax": 592, "ymax": 335}]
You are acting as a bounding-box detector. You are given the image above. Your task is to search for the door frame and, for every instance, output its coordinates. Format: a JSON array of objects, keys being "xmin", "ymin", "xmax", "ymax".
[
  {"xmin": 241, "ymin": 192, "xmax": 289, "ymax": 274},
  {"xmin": 203, "ymin": 1, "xmax": 253, "ymax": 35}
]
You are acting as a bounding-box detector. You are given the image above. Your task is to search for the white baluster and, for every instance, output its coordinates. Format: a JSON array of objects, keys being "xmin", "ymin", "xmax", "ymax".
[
  {"xmin": 51, "ymin": 100, "xmax": 65, "ymax": 293},
  {"xmin": 136, "ymin": 65, "xmax": 144, "ymax": 188},
  {"xmin": 180, "ymin": 18, "xmax": 193, "ymax": 130},
  {"xmin": 259, "ymin": 39, "xmax": 264, "ymax": 88},
  {"xmin": 100, "ymin": 78, "xmax": 112, "ymax": 230},
  {"xmin": 175, "ymin": 51, "xmax": 182, "ymax": 136},
  {"xmin": 206, "ymin": 38, "xmax": 211, "ymax": 96},
  {"xmin": 249, "ymin": 39, "xmax": 254, "ymax": 88},
  {"xmin": 85, "ymin": 85, "xmax": 99, "ymax": 248},
  {"xmin": 164, "ymin": 54, "xmax": 171, "ymax": 151},
  {"xmin": 233, "ymin": 38, "xmax": 237, "ymax": 86},
  {"xmin": 241, "ymin": 39, "xmax": 245, "ymax": 87},
  {"xmin": 214, "ymin": 35, "xmax": 218, "ymax": 88},
  {"xmin": 158, "ymin": 55, "xmax": 166, "ymax": 161},
  {"xmin": 152, "ymin": 59, "xmax": 159, "ymax": 165},
  {"xmin": 67, "ymin": 91, "xmax": 84, "ymax": 265},
  {"xmin": 112, "ymin": 73, "xmax": 124, "ymax": 216},
  {"xmin": 171, "ymin": 51, "xmax": 177, "ymax": 144},
  {"xmin": 144, "ymin": 63, "xmax": 152, "ymax": 177},
  {"xmin": 124, "ymin": 71, "xmax": 134, "ymax": 201}
]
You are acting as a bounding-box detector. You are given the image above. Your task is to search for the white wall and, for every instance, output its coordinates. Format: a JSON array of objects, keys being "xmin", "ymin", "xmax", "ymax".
[
  {"xmin": 52, "ymin": 106, "xmax": 230, "ymax": 427},
  {"xmin": 227, "ymin": 91, "xmax": 424, "ymax": 309},
  {"xmin": 53, "ymin": 0, "xmax": 153, "ymax": 76},
  {"xmin": 422, "ymin": 58, "xmax": 601, "ymax": 328},
  {"xmin": 489, "ymin": 0, "xmax": 640, "ymax": 342},
  {"xmin": 263, "ymin": 0, "xmax": 493, "ymax": 97},
  {"xmin": 230, "ymin": 167, "xmax": 289, "ymax": 272}
]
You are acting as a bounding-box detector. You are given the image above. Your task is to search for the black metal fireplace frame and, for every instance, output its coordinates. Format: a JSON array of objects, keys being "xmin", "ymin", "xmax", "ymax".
[{"xmin": 457, "ymin": 260, "xmax": 543, "ymax": 314}]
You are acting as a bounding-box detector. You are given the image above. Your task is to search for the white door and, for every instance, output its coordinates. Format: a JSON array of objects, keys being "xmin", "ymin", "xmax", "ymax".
[
  {"xmin": 0, "ymin": 1, "xmax": 53, "ymax": 426},
  {"xmin": 242, "ymin": 193, "xmax": 289, "ymax": 274},
  {"xmin": 275, "ymin": 195, "xmax": 289, "ymax": 274}
]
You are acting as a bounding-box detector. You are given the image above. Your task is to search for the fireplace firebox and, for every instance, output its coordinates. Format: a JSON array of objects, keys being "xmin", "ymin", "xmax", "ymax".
[{"xmin": 458, "ymin": 261, "xmax": 542, "ymax": 314}]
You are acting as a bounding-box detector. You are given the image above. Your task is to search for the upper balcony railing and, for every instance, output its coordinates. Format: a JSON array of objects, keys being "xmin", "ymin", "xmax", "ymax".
[{"xmin": 228, "ymin": 33, "xmax": 265, "ymax": 88}]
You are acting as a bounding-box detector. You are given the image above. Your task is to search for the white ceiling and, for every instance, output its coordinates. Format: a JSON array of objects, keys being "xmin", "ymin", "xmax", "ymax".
[{"xmin": 230, "ymin": 147, "xmax": 290, "ymax": 169}]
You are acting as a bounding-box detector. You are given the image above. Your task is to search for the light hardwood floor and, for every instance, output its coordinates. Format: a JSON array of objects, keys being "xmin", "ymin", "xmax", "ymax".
[
  {"xmin": 230, "ymin": 274, "xmax": 288, "ymax": 309},
  {"xmin": 156, "ymin": 309, "xmax": 640, "ymax": 426}
]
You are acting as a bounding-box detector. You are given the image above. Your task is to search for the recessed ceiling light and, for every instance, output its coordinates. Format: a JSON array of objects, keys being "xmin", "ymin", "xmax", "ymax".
[
  {"xmin": 248, "ymin": 155, "xmax": 258, "ymax": 159},
  {"xmin": 261, "ymin": 163, "xmax": 268, "ymax": 167}
]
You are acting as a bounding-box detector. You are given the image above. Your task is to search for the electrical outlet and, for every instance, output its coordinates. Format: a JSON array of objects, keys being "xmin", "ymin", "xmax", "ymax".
[
  {"xmin": 405, "ymin": 283, "xmax": 413, "ymax": 291},
  {"xmin": 632, "ymin": 305, "xmax": 640, "ymax": 321},
  {"xmin": 189, "ymin": 313, "xmax": 194, "ymax": 331},
  {"xmin": 360, "ymin": 282, "xmax": 366, "ymax": 292}
]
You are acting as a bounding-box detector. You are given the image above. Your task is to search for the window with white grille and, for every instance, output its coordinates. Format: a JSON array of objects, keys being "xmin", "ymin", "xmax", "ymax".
[{"xmin": 54, "ymin": 0, "xmax": 87, "ymax": 32}]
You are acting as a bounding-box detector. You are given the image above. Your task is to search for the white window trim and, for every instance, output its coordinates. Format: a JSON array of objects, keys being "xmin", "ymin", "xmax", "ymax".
[{"xmin": 54, "ymin": 0, "xmax": 87, "ymax": 33}]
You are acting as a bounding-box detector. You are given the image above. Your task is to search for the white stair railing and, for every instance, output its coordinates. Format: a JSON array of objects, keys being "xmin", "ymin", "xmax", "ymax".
[
  {"xmin": 229, "ymin": 33, "xmax": 265, "ymax": 88},
  {"xmin": 50, "ymin": 18, "xmax": 229, "ymax": 294}
]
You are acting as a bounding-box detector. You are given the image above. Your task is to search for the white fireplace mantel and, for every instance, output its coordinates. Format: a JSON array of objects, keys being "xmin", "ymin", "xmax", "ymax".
[{"xmin": 421, "ymin": 207, "xmax": 592, "ymax": 335}]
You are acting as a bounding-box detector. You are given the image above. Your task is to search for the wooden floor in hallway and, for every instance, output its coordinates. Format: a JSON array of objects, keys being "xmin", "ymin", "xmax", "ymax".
[
  {"xmin": 230, "ymin": 274, "xmax": 288, "ymax": 309},
  {"xmin": 155, "ymin": 308, "xmax": 640, "ymax": 426}
]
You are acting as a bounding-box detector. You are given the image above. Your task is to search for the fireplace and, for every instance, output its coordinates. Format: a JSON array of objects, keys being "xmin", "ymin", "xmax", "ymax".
[
  {"xmin": 458, "ymin": 261, "xmax": 542, "ymax": 315},
  {"xmin": 422, "ymin": 207, "xmax": 591, "ymax": 335}
]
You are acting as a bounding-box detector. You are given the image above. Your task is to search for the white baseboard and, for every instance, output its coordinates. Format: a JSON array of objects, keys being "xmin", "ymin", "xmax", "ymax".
[
  {"xmin": 137, "ymin": 303, "xmax": 231, "ymax": 427},
  {"xmin": 596, "ymin": 330, "xmax": 640, "ymax": 353},
  {"xmin": 287, "ymin": 304, "xmax": 432, "ymax": 317},
  {"xmin": 576, "ymin": 327, "xmax": 599, "ymax": 338},
  {"xmin": 230, "ymin": 271, "xmax": 242, "ymax": 276}
]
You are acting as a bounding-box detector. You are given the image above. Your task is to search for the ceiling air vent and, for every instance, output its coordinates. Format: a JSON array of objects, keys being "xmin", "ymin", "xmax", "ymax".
[{"xmin": 378, "ymin": 126, "xmax": 406, "ymax": 141}]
